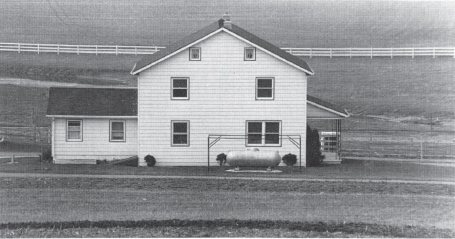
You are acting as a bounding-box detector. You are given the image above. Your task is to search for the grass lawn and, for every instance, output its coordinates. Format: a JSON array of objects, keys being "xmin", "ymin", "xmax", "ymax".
[
  {"xmin": 0, "ymin": 178, "xmax": 454, "ymax": 237},
  {"xmin": 1, "ymin": 158, "xmax": 454, "ymax": 237},
  {"xmin": 1, "ymin": 157, "xmax": 454, "ymax": 182}
]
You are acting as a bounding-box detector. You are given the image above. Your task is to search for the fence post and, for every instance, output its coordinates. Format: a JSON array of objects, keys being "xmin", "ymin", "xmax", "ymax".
[
  {"xmin": 57, "ymin": 45, "xmax": 60, "ymax": 55},
  {"xmin": 37, "ymin": 44, "xmax": 40, "ymax": 54},
  {"xmin": 289, "ymin": 48, "xmax": 293, "ymax": 55}
]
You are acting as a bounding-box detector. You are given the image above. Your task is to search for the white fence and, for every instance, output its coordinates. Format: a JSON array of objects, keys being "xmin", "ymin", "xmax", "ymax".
[
  {"xmin": 0, "ymin": 43, "xmax": 454, "ymax": 58},
  {"xmin": 281, "ymin": 47, "xmax": 455, "ymax": 58},
  {"xmin": 0, "ymin": 43, "xmax": 164, "ymax": 55}
]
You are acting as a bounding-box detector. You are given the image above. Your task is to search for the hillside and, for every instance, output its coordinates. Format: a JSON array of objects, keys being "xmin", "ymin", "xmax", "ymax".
[{"xmin": 1, "ymin": 0, "xmax": 454, "ymax": 47}]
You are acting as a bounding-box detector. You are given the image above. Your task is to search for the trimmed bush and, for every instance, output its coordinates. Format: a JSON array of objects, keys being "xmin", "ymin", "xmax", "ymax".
[
  {"xmin": 41, "ymin": 147, "xmax": 52, "ymax": 162},
  {"xmin": 282, "ymin": 153, "xmax": 297, "ymax": 166},
  {"xmin": 144, "ymin": 155, "xmax": 156, "ymax": 167},
  {"xmin": 306, "ymin": 125, "xmax": 325, "ymax": 167},
  {"xmin": 216, "ymin": 153, "xmax": 227, "ymax": 166}
]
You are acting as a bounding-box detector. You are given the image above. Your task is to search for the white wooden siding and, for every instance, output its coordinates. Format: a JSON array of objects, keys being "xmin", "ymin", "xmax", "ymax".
[
  {"xmin": 138, "ymin": 32, "xmax": 307, "ymax": 166},
  {"xmin": 53, "ymin": 118, "xmax": 138, "ymax": 164}
]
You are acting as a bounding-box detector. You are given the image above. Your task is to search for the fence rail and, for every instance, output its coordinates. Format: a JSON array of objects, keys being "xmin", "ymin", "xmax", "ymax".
[
  {"xmin": 281, "ymin": 47, "xmax": 455, "ymax": 58},
  {"xmin": 0, "ymin": 43, "xmax": 164, "ymax": 55},
  {"xmin": 0, "ymin": 43, "xmax": 454, "ymax": 58}
]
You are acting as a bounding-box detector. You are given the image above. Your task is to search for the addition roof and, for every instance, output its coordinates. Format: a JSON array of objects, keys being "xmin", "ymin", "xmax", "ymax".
[
  {"xmin": 46, "ymin": 88, "xmax": 347, "ymax": 118},
  {"xmin": 131, "ymin": 19, "xmax": 314, "ymax": 75},
  {"xmin": 46, "ymin": 87, "xmax": 137, "ymax": 117}
]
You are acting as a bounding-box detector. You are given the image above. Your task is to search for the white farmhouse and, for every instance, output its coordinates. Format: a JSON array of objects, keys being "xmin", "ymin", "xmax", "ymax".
[{"xmin": 47, "ymin": 17, "xmax": 348, "ymax": 166}]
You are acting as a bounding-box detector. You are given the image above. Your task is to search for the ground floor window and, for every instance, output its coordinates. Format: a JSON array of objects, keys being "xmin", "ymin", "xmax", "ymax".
[
  {"xmin": 67, "ymin": 120, "xmax": 82, "ymax": 141},
  {"xmin": 171, "ymin": 121, "xmax": 189, "ymax": 146},
  {"xmin": 246, "ymin": 121, "xmax": 281, "ymax": 146},
  {"xmin": 110, "ymin": 120, "xmax": 125, "ymax": 142}
]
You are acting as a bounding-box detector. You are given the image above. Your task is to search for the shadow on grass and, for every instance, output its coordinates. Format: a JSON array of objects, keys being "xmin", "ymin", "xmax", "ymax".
[{"xmin": 0, "ymin": 219, "xmax": 453, "ymax": 238}]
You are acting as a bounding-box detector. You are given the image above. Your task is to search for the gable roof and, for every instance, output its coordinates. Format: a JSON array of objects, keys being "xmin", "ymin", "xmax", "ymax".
[
  {"xmin": 46, "ymin": 87, "xmax": 137, "ymax": 117},
  {"xmin": 131, "ymin": 19, "xmax": 314, "ymax": 75},
  {"xmin": 46, "ymin": 88, "xmax": 347, "ymax": 118},
  {"xmin": 307, "ymin": 95, "xmax": 349, "ymax": 118}
]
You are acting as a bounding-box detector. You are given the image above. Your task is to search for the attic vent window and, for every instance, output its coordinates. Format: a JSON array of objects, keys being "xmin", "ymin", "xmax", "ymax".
[
  {"xmin": 244, "ymin": 47, "xmax": 256, "ymax": 61},
  {"xmin": 189, "ymin": 47, "xmax": 201, "ymax": 61}
]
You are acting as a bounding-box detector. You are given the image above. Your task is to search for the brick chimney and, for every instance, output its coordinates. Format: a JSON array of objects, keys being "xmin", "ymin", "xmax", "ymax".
[{"xmin": 222, "ymin": 13, "xmax": 232, "ymax": 29}]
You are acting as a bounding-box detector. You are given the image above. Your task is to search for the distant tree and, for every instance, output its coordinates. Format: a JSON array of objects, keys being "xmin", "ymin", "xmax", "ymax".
[{"xmin": 306, "ymin": 125, "xmax": 325, "ymax": 166}]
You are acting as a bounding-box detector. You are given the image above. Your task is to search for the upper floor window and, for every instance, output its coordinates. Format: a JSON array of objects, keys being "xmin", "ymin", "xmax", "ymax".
[
  {"xmin": 189, "ymin": 47, "xmax": 201, "ymax": 61},
  {"xmin": 171, "ymin": 121, "xmax": 190, "ymax": 146},
  {"xmin": 256, "ymin": 77, "xmax": 274, "ymax": 100},
  {"xmin": 110, "ymin": 120, "xmax": 125, "ymax": 142},
  {"xmin": 67, "ymin": 120, "xmax": 82, "ymax": 142},
  {"xmin": 246, "ymin": 121, "xmax": 281, "ymax": 146},
  {"xmin": 244, "ymin": 47, "xmax": 256, "ymax": 61},
  {"xmin": 171, "ymin": 78, "xmax": 189, "ymax": 100}
]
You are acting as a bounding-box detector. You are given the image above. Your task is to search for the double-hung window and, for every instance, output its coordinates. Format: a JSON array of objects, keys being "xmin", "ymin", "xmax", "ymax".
[
  {"xmin": 171, "ymin": 78, "xmax": 189, "ymax": 100},
  {"xmin": 189, "ymin": 47, "xmax": 201, "ymax": 61},
  {"xmin": 256, "ymin": 77, "xmax": 274, "ymax": 100},
  {"xmin": 67, "ymin": 120, "xmax": 82, "ymax": 141},
  {"xmin": 171, "ymin": 121, "xmax": 189, "ymax": 146},
  {"xmin": 110, "ymin": 120, "xmax": 125, "ymax": 142},
  {"xmin": 244, "ymin": 47, "xmax": 256, "ymax": 61},
  {"xmin": 246, "ymin": 121, "xmax": 281, "ymax": 146}
]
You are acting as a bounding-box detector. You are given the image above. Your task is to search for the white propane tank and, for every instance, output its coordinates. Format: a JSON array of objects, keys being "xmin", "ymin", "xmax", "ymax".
[{"xmin": 226, "ymin": 149, "xmax": 281, "ymax": 167}]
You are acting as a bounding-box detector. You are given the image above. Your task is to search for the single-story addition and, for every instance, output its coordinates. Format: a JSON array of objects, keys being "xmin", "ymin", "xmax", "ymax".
[{"xmin": 46, "ymin": 16, "xmax": 349, "ymax": 166}]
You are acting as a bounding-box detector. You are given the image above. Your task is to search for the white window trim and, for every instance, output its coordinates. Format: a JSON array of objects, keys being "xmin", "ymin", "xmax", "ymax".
[
  {"xmin": 246, "ymin": 121, "xmax": 281, "ymax": 147},
  {"xmin": 110, "ymin": 120, "xmax": 126, "ymax": 142},
  {"xmin": 244, "ymin": 47, "xmax": 256, "ymax": 61},
  {"xmin": 171, "ymin": 77, "xmax": 190, "ymax": 100},
  {"xmin": 171, "ymin": 120, "xmax": 190, "ymax": 147},
  {"xmin": 255, "ymin": 77, "xmax": 275, "ymax": 100},
  {"xmin": 66, "ymin": 119, "xmax": 82, "ymax": 142},
  {"xmin": 189, "ymin": 47, "xmax": 201, "ymax": 61}
]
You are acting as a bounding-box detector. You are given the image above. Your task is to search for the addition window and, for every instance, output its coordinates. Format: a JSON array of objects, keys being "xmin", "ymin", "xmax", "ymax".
[
  {"xmin": 246, "ymin": 121, "xmax": 281, "ymax": 146},
  {"xmin": 67, "ymin": 120, "xmax": 82, "ymax": 141},
  {"xmin": 110, "ymin": 120, "xmax": 125, "ymax": 142},
  {"xmin": 171, "ymin": 78, "xmax": 189, "ymax": 100},
  {"xmin": 244, "ymin": 47, "xmax": 256, "ymax": 61},
  {"xmin": 256, "ymin": 77, "xmax": 274, "ymax": 100},
  {"xmin": 171, "ymin": 121, "xmax": 190, "ymax": 146},
  {"xmin": 189, "ymin": 47, "xmax": 201, "ymax": 61}
]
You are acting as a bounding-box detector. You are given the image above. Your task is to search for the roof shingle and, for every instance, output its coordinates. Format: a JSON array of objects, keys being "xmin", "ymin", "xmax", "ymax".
[{"xmin": 46, "ymin": 87, "xmax": 137, "ymax": 117}]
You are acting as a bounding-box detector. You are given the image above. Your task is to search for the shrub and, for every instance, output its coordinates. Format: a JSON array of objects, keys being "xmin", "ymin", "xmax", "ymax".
[
  {"xmin": 96, "ymin": 159, "xmax": 108, "ymax": 165},
  {"xmin": 282, "ymin": 153, "xmax": 297, "ymax": 166},
  {"xmin": 216, "ymin": 153, "xmax": 227, "ymax": 166},
  {"xmin": 306, "ymin": 125, "xmax": 325, "ymax": 167},
  {"xmin": 41, "ymin": 147, "xmax": 52, "ymax": 162},
  {"xmin": 144, "ymin": 155, "xmax": 156, "ymax": 167}
]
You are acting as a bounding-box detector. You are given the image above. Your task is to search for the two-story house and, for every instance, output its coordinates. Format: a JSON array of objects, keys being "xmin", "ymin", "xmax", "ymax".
[{"xmin": 46, "ymin": 16, "xmax": 348, "ymax": 166}]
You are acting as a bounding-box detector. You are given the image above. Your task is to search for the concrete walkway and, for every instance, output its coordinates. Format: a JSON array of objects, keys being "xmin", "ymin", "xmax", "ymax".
[{"xmin": 1, "ymin": 172, "xmax": 454, "ymax": 185}]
